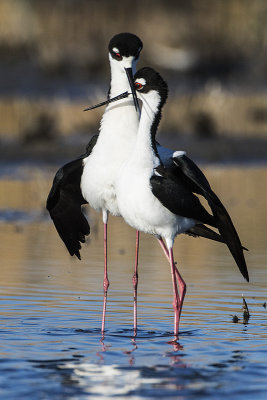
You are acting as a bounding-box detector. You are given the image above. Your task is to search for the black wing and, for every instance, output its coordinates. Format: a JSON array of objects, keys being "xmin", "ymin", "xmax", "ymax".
[
  {"xmin": 171, "ymin": 154, "xmax": 249, "ymax": 282},
  {"xmin": 46, "ymin": 135, "xmax": 98, "ymax": 259},
  {"xmin": 151, "ymin": 171, "xmax": 215, "ymax": 227},
  {"xmin": 185, "ymin": 224, "xmax": 225, "ymax": 243}
]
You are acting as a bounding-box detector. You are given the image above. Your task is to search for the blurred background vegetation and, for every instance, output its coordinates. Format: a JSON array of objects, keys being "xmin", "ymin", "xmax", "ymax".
[{"xmin": 1, "ymin": 0, "xmax": 267, "ymax": 161}]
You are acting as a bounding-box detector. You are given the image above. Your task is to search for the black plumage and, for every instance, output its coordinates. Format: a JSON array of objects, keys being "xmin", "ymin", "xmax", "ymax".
[
  {"xmin": 151, "ymin": 167, "xmax": 215, "ymax": 226},
  {"xmin": 172, "ymin": 154, "xmax": 249, "ymax": 282},
  {"xmin": 46, "ymin": 135, "xmax": 98, "ymax": 259},
  {"xmin": 109, "ymin": 32, "xmax": 143, "ymax": 60},
  {"xmin": 151, "ymin": 153, "xmax": 249, "ymax": 282}
]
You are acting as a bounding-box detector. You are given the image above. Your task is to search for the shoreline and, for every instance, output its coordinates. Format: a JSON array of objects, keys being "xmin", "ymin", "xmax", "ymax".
[{"xmin": 1, "ymin": 134, "xmax": 266, "ymax": 165}]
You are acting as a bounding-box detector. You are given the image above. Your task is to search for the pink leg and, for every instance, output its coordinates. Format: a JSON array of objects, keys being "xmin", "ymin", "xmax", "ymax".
[
  {"xmin": 175, "ymin": 267, "xmax": 186, "ymax": 318},
  {"xmin": 157, "ymin": 237, "xmax": 170, "ymax": 260},
  {"xmin": 133, "ymin": 230, "xmax": 139, "ymax": 335},
  {"xmin": 169, "ymin": 247, "xmax": 180, "ymax": 336},
  {"xmin": 101, "ymin": 222, "xmax": 109, "ymax": 333},
  {"xmin": 157, "ymin": 237, "xmax": 181, "ymax": 288},
  {"xmin": 158, "ymin": 237, "xmax": 187, "ymax": 333}
]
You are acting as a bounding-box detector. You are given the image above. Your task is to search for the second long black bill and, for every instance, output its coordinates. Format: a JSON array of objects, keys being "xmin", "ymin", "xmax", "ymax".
[
  {"xmin": 83, "ymin": 91, "xmax": 129, "ymax": 111},
  {"xmin": 84, "ymin": 67, "xmax": 140, "ymax": 113},
  {"xmin": 125, "ymin": 67, "xmax": 140, "ymax": 113}
]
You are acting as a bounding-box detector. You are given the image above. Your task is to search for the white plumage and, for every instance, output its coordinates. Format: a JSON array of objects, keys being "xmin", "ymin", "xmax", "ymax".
[
  {"xmin": 113, "ymin": 66, "xmax": 248, "ymax": 337},
  {"xmin": 116, "ymin": 88, "xmax": 196, "ymax": 250},
  {"xmin": 81, "ymin": 55, "xmax": 139, "ymax": 221}
]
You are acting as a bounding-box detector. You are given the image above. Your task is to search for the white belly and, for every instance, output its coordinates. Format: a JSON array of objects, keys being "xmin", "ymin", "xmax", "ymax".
[
  {"xmin": 81, "ymin": 152, "xmax": 121, "ymax": 216},
  {"xmin": 116, "ymin": 166, "xmax": 196, "ymax": 242}
]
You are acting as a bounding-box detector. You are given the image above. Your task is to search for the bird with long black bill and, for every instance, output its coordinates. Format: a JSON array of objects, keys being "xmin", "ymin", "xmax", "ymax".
[
  {"xmin": 92, "ymin": 67, "xmax": 249, "ymax": 337},
  {"xmin": 46, "ymin": 32, "xmax": 143, "ymax": 334}
]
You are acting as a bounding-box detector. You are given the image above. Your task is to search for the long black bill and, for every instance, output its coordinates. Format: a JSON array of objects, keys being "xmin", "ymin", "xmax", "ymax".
[
  {"xmin": 83, "ymin": 91, "xmax": 129, "ymax": 111},
  {"xmin": 125, "ymin": 67, "xmax": 140, "ymax": 114}
]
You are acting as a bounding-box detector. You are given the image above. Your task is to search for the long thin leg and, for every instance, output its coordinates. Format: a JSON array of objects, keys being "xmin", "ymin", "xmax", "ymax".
[
  {"xmin": 101, "ymin": 221, "xmax": 109, "ymax": 333},
  {"xmin": 158, "ymin": 238, "xmax": 186, "ymax": 335},
  {"xmin": 169, "ymin": 247, "xmax": 180, "ymax": 336},
  {"xmin": 168, "ymin": 244, "xmax": 186, "ymax": 323},
  {"xmin": 175, "ymin": 267, "xmax": 186, "ymax": 318},
  {"xmin": 157, "ymin": 237, "xmax": 181, "ymax": 290},
  {"xmin": 133, "ymin": 230, "xmax": 139, "ymax": 335},
  {"xmin": 157, "ymin": 237, "xmax": 169, "ymax": 260}
]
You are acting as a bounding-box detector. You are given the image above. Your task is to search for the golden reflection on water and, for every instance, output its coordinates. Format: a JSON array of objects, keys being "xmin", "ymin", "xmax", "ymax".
[{"xmin": 0, "ymin": 165, "xmax": 266, "ymax": 316}]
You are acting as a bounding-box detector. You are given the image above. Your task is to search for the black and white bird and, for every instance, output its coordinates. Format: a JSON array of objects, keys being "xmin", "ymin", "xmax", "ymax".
[
  {"xmin": 96, "ymin": 67, "xmax": 249, "ymax": 337},
  {"xmin": 46, "ymin": 33, "xmax": 143, "ymax": 333}
]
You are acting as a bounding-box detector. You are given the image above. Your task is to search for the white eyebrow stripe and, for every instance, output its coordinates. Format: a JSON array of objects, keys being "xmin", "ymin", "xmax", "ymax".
[
  {"xmin": 173, "ymin": 150, "xmax": 186, "ymax": 158},
  {"xmin": 136, "ymin": 78, "xmax": 146, "ymax": 86}
]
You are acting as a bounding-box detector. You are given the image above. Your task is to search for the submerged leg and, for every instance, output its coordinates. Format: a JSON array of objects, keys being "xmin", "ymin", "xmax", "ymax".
[
  {"xmin": 101, "ymin": 212, "xmax": 109, "ymax": 333},
  {"xmin": 133, "ymin": 230, "xmax": 139, "ymax": 335},
  {"xmin": 168, "ymin": 247, "xmax": 180, "ymax": 337}
]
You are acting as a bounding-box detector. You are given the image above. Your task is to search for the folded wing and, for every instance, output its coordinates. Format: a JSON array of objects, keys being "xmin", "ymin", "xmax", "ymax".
[{"xmin": 152, "ymin": 152, "xmax": 249, "ymax": 282}]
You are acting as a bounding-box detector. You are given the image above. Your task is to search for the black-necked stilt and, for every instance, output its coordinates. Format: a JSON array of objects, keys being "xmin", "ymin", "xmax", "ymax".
[
  {"xmin": 47, "ymin": 33, "xmax": 143, "ymax": 333},
  {"xmin": 95, "ymin": 67, "xmax": 249, "ymax": 337}
]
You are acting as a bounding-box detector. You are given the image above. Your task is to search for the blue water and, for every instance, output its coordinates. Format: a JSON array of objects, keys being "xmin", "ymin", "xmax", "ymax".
[
  {"xmin": 0, "ymin": 165, "xmax": 266, "ymax": 399},
  {"xmin": 1, "ymin": 285, "xmax": 267, "ymax": 400}
]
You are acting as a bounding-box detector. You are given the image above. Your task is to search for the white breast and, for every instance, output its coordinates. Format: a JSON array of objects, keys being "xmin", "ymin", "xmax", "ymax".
[
  {"xmin": 81, "ymin": 100, "xmax": 139, "ymax": 216},
  {"xmin": 115, "ymin": 88, "xmax": 196, "ymax": 244},
  {"xmin": 116, "ymin": 157, "xmax": 195, "ymax": 244}
]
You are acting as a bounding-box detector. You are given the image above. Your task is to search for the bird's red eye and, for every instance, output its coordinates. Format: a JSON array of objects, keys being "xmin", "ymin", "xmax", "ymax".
[
  {"xmin": 115, "ymin": 52, "xmax": 122, "ymax": 60},
  {"xmin": 135, "ymin": 82, "xmax": 143, "ymax": 90}
]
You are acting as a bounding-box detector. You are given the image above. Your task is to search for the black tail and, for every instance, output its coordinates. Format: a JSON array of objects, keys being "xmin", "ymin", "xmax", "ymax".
[
  {"xmin": 186, "ymin": 224, "xmax": 225, "ymax": 243},
  {"xmin": 172, "ymin": 154, "xmax": 249, "ymax": 282},
  {"xmin": 186, "ymin": 224, "xmax": 248, "ymax": 249},
  {"xmin": 206, "ymin": 191, "xmax": 249, "ymax": 282}
]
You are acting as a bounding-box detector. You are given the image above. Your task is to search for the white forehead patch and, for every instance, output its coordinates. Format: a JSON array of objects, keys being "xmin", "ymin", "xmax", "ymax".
[
  {"xmin": 112, "ymin": 47, "xmax": 119, "ymax": 53},
  {"xmin": 135, "ymin": 78, "xmax": 146, "ymax": 86},
  {"xmin": 173, "ymin": 150, "xmax": 186, "ymax": 158}
]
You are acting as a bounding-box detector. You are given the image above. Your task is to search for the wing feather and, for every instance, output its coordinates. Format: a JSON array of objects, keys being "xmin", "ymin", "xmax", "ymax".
[
  {"xmin": 46, "ymin": 135, "xmax": 98, "ymax": 259},
  {"xmin": 172, "ymin": 154, "xmax": 249, "ymax": 281}
]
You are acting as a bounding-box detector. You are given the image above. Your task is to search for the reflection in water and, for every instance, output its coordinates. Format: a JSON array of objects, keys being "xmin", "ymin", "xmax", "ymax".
[
  {"xmin": 29, "ymin": 331, "xmax": 189, "ymax": 399},
  {"xmin": 27, "ymin": 337, "xmax": 251, "ymax": 400},
  {"xmin": 0, "ymin": 165, "xmax": 267, "ymax": 399}
]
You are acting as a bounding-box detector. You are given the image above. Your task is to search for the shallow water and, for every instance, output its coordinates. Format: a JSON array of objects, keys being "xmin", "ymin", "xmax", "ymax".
[{"xmin": 0, "ymin": 163, "xmax": 266, "ymax": 399}]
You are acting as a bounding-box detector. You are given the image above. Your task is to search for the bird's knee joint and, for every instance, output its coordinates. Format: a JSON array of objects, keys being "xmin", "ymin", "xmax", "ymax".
[
  {"xmin": 132, "ymin": 272, "xmax": 138, "ymax": 288},
  {"xmin": 103, "ymin": 278, "xmax": 109, "ymax": 292},
  {"xmin": 181, "ymin": 281, "xmax": 186, "ymax": 293}
]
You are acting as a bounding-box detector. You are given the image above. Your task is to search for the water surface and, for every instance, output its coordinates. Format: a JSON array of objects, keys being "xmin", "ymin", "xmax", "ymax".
[{"xmin": 0, "ymin": 164, "xmax": 266, "ymax": 399}]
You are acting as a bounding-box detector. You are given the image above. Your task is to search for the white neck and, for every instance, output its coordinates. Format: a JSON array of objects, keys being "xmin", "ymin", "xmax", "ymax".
[
  {"xmin": 99, "ymin": 56, "xmax": 138, "ymax": 131},
  {"xmin": 130, "ymin": 90, "xmax": 161, "ymax": 167},
  {"xmin": 93, "ymin": 55, "xmax": 139, "ymax": 151},
  {"xmin": 109, "ymin": 55, "xmax": 137, "ymax": 98}
]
